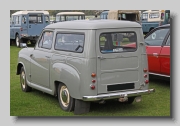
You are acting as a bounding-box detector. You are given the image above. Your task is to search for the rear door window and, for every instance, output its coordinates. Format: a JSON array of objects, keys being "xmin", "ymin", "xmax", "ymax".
[
  {"xmin": 100, "ymin": 32, "xmax": 137, "ymax": 53},
  {"xmin": 29, "ymin": 14, "xmax": 43, "ymax": 24}
]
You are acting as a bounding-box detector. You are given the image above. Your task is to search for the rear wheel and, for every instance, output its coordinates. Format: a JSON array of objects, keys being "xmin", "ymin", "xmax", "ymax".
[
  {"xmin": 20, "ymin": 67, "xmax": 32, "ymax": 92},
  {"xmin": 126, "ymin": 97, "xmax": 135, "ymax": 104},
  {"xmin": 58, "ymin": 84, "xmax": 75, "ymax": 112},
  {"xmin": 16, "ymin": 34, "xmax": 21, "ymax": 47}
]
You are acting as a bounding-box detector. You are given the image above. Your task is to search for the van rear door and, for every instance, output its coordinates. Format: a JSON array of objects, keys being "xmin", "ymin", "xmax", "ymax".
[
  {"xmin": 96, "ymin": 28, "xmax": 145, "ymax": 94},
  {"xmin": 27, "ymin": 13, "xmax": 45, "ymax": 36}
]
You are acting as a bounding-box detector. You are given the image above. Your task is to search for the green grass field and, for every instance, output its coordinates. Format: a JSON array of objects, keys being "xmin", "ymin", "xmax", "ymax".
[{"xmin": 10, "ymin": 46, "xmax": 170, "ymax": 116}]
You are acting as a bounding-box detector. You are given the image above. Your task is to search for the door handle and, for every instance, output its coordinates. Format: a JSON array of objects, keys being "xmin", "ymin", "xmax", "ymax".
[
  {"xmin": 97, "ymin": 56, "xmax": 106, "ymax": 60},
  {"xmin": 30, "ymin": 54, "xmax": 33, "ymax": 57},
  {"xmin": 45, "ymin": 56, "xmax": 50, "ymax": 58},
  {"xmin": 153, "ymin": 53, "xmax": 158, "ymax": 58},
  {"xmin": 29, "ymin": 25, "xmax": 31, "ymax": 28}
]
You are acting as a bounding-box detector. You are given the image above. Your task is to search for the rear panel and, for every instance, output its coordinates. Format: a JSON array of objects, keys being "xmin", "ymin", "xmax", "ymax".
[{"xmin": 95, "ymin": 28, "xmax": 148, "ymax": 94}]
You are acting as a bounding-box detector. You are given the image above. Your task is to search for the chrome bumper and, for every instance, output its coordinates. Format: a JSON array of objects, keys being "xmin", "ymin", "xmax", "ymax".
[{"xmin": 82, "ymin": 89, "xmax": 155, "ymax": 101}]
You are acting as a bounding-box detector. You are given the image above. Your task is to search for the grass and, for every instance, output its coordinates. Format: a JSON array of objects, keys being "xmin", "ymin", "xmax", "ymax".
[{"xmin": 10, "ymin": 45, "xmax": 170, "ymax": 116}]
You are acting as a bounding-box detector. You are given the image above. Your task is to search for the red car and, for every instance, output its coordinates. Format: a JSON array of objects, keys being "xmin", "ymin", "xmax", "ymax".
[{"xmin": 144, "ymin": 24, "xmax": 170, "ymax": 77}]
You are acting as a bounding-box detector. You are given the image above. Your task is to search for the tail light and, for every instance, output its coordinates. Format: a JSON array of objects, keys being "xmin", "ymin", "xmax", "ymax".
[
  {"xmin": 90, "ymin": 73, "xmax": 96, "ymax": 90},
  {"xmin": 90, "ymin": 84, "xmax": 95, "ymax": 90},
  {"xmin": 91, "ymin": 73, "xmax": 96, "ymax": 77},
  {"xmin": 144, "ymin": 74, "xmax": 147, "ymax": 78},
  {"xmin": 145, "ymin": 80, "xmax": 149, "ymax": 84},
  {"xmin": 92, "ymin": 80, "xmax": 96, "ymax": 83},
  {"xmin": 143, "ymin": 68, "xmax": 148, "ymax": 72}
]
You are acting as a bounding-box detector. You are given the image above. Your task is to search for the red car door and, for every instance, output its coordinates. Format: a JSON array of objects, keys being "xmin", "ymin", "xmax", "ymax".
[
  {"xmin": 146, "ymin": 46, "xmax": 162, "ymax": 74},
  {"xmin": 160, "ymin": 35, "xmax": 170, "ymax": 76},
  {"xmin": 144, "ymin": 27, "xmax": 170, "ymax": 74}
]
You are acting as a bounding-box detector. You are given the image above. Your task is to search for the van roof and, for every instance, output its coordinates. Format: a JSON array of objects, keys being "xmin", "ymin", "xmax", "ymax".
[
  {"xmin": 109, "ymin": 10, "xmax": 140, "ymax": 14},
  {"xmin": 45, "ymin": 20, "xmax": 141, "ymax": 30},
  {"xmin": 12, "ymin": 10, "xmax": 49, "ymax": 15},
  {"xmin": 142, "ymin": 10, "xmax": 165, "ymax": 13},
  {"xmin": 56, "ymin": 12, "xmax": 85, "ymax": 15}
]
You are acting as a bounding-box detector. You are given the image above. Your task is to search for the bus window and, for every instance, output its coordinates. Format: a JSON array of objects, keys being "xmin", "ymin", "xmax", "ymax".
[
  {"xmin": 60, "ymin": 16, "xmax": 65, "ymax": 21},
  {"xmin": 56, "ymin": 15, "xmax": 60, "ymax": 22}
]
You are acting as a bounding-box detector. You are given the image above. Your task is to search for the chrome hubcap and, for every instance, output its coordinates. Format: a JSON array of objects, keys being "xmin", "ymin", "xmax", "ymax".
[
  {"xmin": 60, "ymin": 86, "xmax": 70, "ymax": 107},
  {"xmin": 16, "ymin": 37, "xmax": 19, "ymax": 47},
  {"xmin": 21, "ymin": 71, "xmax": 25, "ymax": 89},
  {"xmin": 61, "ymin": 90, "xmax": 68, "ymax": 103}
]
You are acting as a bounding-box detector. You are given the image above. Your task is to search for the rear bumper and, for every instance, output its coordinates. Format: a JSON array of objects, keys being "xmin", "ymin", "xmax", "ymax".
[
  {"xmin": 82, "ymin": 89, "xmax": 155, "ymax": 101},
  {"xmin": 20, "ymin": 34, "xmax": 39, "ymax": 40}
]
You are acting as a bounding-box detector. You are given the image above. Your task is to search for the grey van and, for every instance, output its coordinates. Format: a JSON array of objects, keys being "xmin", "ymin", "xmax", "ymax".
[
  {"xmin": 10, "ymin": 10, "xmax": 50, "ymax": 47},
  {"xmin": 16, "ymin": 20, "xmax": 155, "ymax": 115}
]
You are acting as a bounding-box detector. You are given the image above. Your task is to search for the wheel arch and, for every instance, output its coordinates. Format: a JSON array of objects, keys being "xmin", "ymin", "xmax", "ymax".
[
  {"xmin": 52, "ymin": 63, "xmax": 81, "ymax": 99},
  {"xmin": 16, "ymin": 62, "xmax": 25, "ymax": 75}
]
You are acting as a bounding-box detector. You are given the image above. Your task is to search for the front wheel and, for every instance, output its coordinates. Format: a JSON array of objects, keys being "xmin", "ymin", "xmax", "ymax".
[{"xmin": 58, "ymin": 84, "xmax": 75, "ymax": 112}]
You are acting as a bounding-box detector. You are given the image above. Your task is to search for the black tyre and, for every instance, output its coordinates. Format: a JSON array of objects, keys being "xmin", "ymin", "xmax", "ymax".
[
  {"xmin": 125, "ymin": 97, "xmax": 135, "ymax": 104},
  {"xmin": 20, "ymin": 67, "xmax": 32, "ymax": 92},
  {"xmin": 149, "ymin": 28, "xmax": 154, "ymax": 32},
  {"xmin": 10, "ymin": 39, "xmax": 13, "ymax": 46},
  {"xmin": 58, "ymin": 84, "xmax": 75, "ymax": 112}
]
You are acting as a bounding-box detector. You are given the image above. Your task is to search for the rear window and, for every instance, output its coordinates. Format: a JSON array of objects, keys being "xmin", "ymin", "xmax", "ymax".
[
  {"xmin": 99, "ymin": 32, "xmax": 137, "ymax": 53},
  {"xmin": 29, "ymin": 14, "xmax": 43, "ymax": 24}
]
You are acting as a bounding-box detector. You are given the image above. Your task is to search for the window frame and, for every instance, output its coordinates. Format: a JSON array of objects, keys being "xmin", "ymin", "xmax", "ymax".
[
  {"xmin": 54, "ymin": 32, "xmax": 85, "ymax": 53},
  {"xmin": 165, "ymin": 34, "xmax": 170, "ymax": 46}
]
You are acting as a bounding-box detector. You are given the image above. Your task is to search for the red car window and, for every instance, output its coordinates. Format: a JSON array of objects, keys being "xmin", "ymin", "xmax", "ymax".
[{"xmin": 145, "ymin": 28, "xmax": 169, "ymax": 46}]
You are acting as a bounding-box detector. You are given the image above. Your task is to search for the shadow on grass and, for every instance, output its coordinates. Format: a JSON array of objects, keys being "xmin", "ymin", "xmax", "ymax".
[{"xmin": 149, "ymin": 75, "xmax": 170, "ymax": 87}]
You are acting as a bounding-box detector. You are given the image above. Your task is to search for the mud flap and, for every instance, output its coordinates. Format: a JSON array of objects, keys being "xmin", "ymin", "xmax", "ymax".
[{"xmin": 74, "ymin": 99, "xmax": 90, "ymax": 115}]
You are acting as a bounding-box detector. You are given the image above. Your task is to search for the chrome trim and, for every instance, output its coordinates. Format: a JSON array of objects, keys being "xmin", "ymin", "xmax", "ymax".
[
  {"xmin": 149, "ymin": 72, "xmax": 170, "ymax": 78},
  {"xmin": 82, "ymin": 89, "xmax": 155, "ymax": 101}
]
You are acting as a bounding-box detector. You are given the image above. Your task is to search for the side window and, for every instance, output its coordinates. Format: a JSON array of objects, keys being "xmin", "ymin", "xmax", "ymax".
[
  {"xmin": 55, "ymin": 33, "xmax": 85, "ymax": 53},
  {"xmin": 38, "ymin": 31, "xmax": 53, "ymax": 49},
  {"xmin": 45, "ymin": 15, "xmax": 49, "ymax": 23},
  {"xmin": 100, "ymin": 32, "xmax": 137, "ymax": 53},
  {"xmin": 22, "ymin": 16, "xmax": 27, "ymax": 24},
  {"xmin": 145, "ymin": 28, "xmax": 169, "ymax": 46},
  {"xmin": 56, "ymin": 15, "xmax": 60, "ymax": 22},
  {"xmin": 166, "ymin": 35, "xmax": 170, "ymax": 46},
  {"xmin": 166, "ymin": 12, "xmax": 170, "ymax": 23},
  {"xmin": 10, "ymin": 16, "xmax": 14, "ymax": 24},
  {"xmin": 60, "ymin": 16, "xmax": 65, "ymax": 21},
  {"xmin": 15, "ymin": 16, "xmax": 20, "ymax": 24}
]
